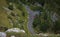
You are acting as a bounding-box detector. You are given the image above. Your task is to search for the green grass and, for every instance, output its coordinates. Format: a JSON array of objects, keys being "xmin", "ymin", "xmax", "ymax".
[
  {"xmin": 6, "ymin": 32, "xmax": 60, "ymax": 37},
  {"xmin": 0, "ymin": 0, "xmax": 31, "ymax": 37}
]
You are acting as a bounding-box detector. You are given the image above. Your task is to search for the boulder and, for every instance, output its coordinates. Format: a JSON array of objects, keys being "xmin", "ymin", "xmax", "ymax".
[
  {"xmin": 6, "ymin": 28, "xmax": 25, "ymax": 33},
  {"xmin": 0, "ymin": 32, "xmax": 6, "ymax": 37}
]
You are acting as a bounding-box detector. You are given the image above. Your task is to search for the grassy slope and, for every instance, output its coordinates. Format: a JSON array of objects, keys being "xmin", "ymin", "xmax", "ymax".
[
  {"xmin": 14, "ymin": 3, "xmax": 31, "ymax": 37},
  {"xmin": 0, "ymin": 0, "xmax": 31, "ymax": 37},
  {"xmin": 0, "ymin": 0, "xmax": 13, "ymax": 28}
]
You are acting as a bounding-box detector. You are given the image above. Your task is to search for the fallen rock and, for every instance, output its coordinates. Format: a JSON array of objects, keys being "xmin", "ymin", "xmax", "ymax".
[{"xmin": 6, "ymin": 28, "xmax": 25, "ymax": 33}]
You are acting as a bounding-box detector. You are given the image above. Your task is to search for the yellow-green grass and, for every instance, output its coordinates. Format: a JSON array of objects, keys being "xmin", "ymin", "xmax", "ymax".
[{"xmin": 0, "ymin": 0, "xmax": 13, "ymax": 28}]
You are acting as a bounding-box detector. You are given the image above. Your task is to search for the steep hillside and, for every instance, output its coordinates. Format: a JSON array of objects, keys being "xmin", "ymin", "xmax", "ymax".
[
  {"xmin": 0, "ymin": 0, "xmax": 28, "ymax": 31},
  {"xmin": 0, "ymin": 0, "xmax": 12, "ymax": 28}
]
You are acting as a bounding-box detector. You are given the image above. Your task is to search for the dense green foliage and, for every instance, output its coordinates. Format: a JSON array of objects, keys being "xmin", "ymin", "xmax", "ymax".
[{"xmin": 31, "ymin": 0, "xmax": 60, "ymax": 34}]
